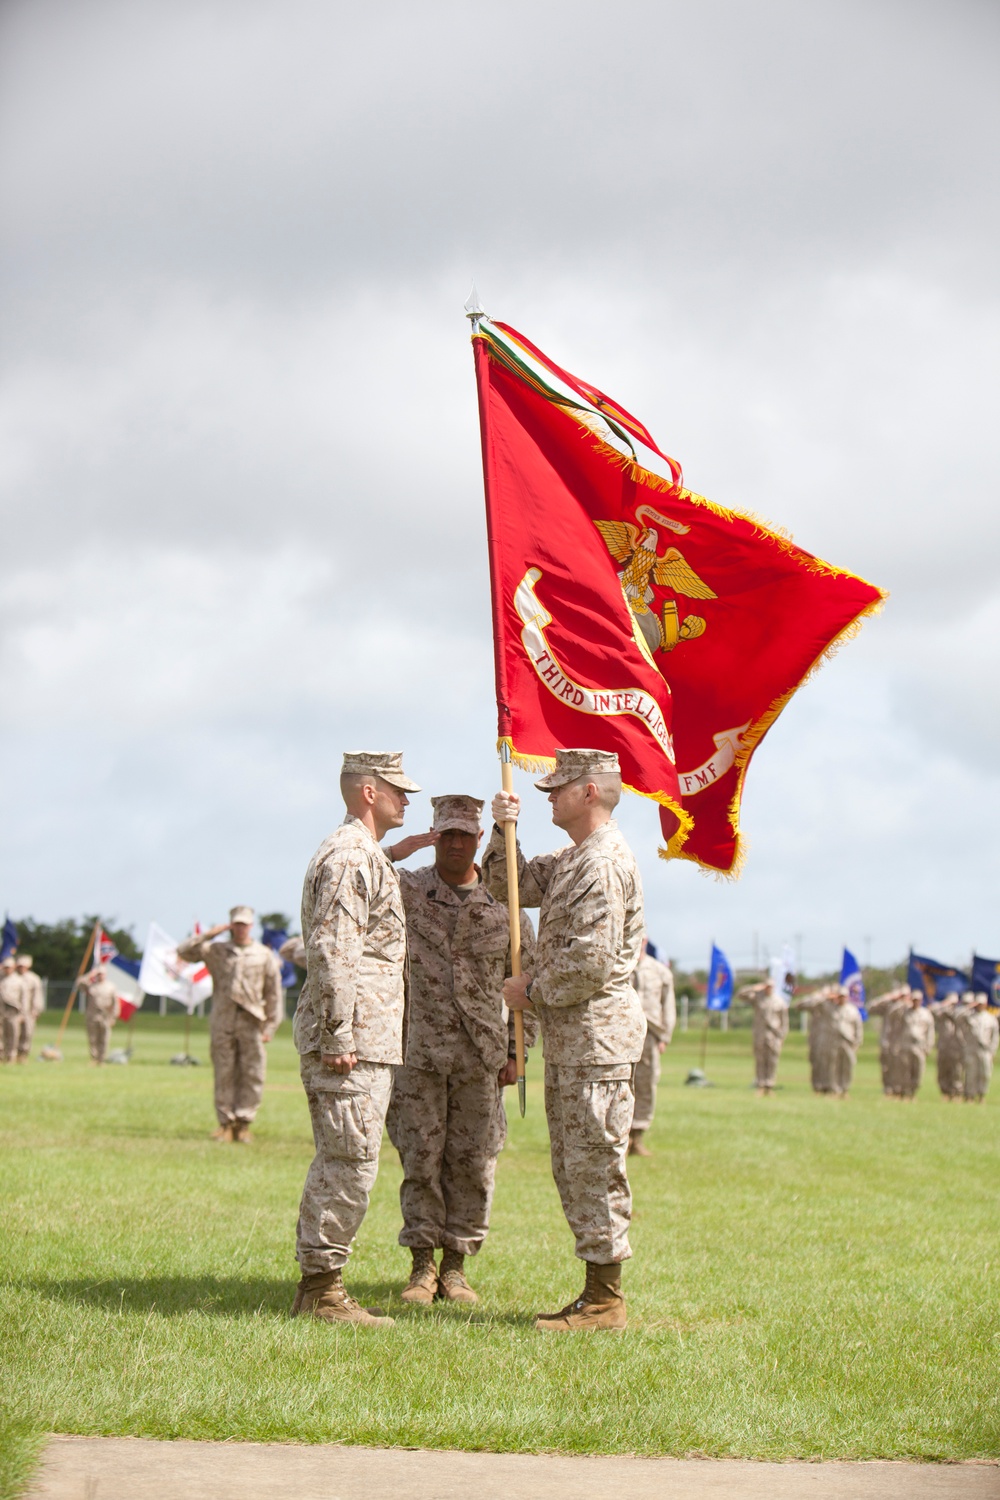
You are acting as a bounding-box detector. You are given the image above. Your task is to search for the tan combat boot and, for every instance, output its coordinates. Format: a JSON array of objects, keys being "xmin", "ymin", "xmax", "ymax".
[
  {"xmin": 231, "ymin": 1120, "xmax": 253, "ymax": 1144},
  {"xmin": 400, "ymin": 1247, "xmax": 439, "ymax": 1305},
  {"xmin": 628, "ymin": 1129, "xmax": 651, "ymax": 1158},
  {"xmin": 292, "ymin": 1269, "xmax": 394, "ymax": 1326},
  {"xmin": 437, "ymin": 1248, "xmax": 478, "ymax": 1305},
  {"xmin": 535, "ymin": 1261, "xmax": 626, "ymax": 1333},
  {"xmin": 211, "ymin": 1124, "xmax": 234, "ymax": 1142}
]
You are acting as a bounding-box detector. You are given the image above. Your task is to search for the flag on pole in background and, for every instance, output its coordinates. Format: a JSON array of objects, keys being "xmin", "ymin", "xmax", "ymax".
[
  {"xmin": 706, "ymin": 945, "xmax": 733, "ymax": 1011},
  {"xmin": 840, "ymin": 946, "xmax": 867, "ymax": 1019},
  {"xmin": 95, "ymin": 926, "xmax": 118, "ymax": 966},
  {"xmin": 0, "ymin": 917, "xmax": 17, "ymax": 960},
  {"xmin": 907, "ymin": 950, "xmax": 969, "ymax": 1003},
  {"xmin": 971, "ymin": 954, "xmax": 1000, "ymax": 1006},
  {"xmin": 262, "ymin": 926, "xmax": 298, "ymax": 990},
  {"xmin": 138, "ymin": 922, "xmax": 213, "ymax": 1011},
  {"xmin": 470, "ymin": 315, "xmax": 885, "ymax": 873},
  {"xmin": 769, "ymin": 945, "xmax": 797, "ymax": 1003}
]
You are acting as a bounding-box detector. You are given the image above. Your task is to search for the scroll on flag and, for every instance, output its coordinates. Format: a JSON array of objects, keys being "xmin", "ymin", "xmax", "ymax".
[
  {"xmin": 470, "ymin": 314, "xmax": 885, "ymax": 872},
  {"xmin": 706, "ymin": 945, "xmax": 733, "ymax": 1011},
  {"xmin": 840, "ymin": 946, "xmax": 867, "ymax": 1019},
  {"xmin": 907, "ymin": 950, "xmax": 969, "ymax": 1003},
  {"xmin": 138, "ymin": 922, "xmax": 213, "ymax": 1012}
]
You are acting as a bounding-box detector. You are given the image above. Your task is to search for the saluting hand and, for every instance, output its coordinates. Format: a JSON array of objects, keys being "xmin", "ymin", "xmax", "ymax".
[
  {"xmin": 492, "ymin": 790, "xmax": 520, "ymax": 824},
  {"xmin": 387, "ymin": 830, "xmax": 438, "ymax": 862}
]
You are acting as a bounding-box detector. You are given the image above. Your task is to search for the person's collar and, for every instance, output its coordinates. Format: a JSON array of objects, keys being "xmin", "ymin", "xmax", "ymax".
[{"xmin": 573, "ymin": 817, "xmax": 617, "ymax": 851}]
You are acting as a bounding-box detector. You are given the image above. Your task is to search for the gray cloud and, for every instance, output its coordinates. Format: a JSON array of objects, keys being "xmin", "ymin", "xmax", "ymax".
[{"xmin": 0, "ymin": 0, "xmax": 997, "ymax": 969}]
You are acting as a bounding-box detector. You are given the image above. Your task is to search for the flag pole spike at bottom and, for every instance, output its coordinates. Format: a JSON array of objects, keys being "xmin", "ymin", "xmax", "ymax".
[{"xmin": 500, "ymin": 741, "xmax": 527, "ymax": 1116}]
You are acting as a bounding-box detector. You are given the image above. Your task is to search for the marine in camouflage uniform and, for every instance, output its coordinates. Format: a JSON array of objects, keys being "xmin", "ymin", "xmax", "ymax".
[
  {"xmin": 13, "ymin": 956, "xmax": 45, "ymax": 1061},
  {"xmin": 291, "ymin": 751, "xmax": 420, "ymax": 1328},
  {"xmin": 178, "ymin": 906, "xmax": 283, "ymax": 1141},
  {"xmin": 739, "ymin": 980, "xmax": 790, "ymax": 1094},
  {"xmin": 874, "ymin": 989, "xmax": 934, "ymax": 1100},
  {"xmin": 952, "ymin": 994, "xmax": 999, "ymax": 1102},
  {"xmin": 384, "ymin": 794, "xmax": 538, "ymax": 1306},
  {"xmin": 798, "ymin": 986, "xmax": 863, "ymax": 1096},
  {"xmin": 868, "ymin": 988, "xmax": 909, "ymax": 1096},
  {"xmin": 79, "ymin": 966, "xmax": 119, "ymax": 1064},
  {"xmin": 628, "ymin": 939, "xmax": 675, "ymax": 1153},
  {"xmin": 486, "ymin": 748, "xmax": 645, "ymax": 1333},
  {"xmin": 0, "ymin": 957, "xmax": 25, "ymax": 1064},
  {"xmin": 929, "ymin": 997, "xmax": 965, "ymax": 1099}
]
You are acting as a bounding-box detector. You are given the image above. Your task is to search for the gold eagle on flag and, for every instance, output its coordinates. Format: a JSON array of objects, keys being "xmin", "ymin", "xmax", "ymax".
[{"xmin": 595, "ymin": 504, "xmax": 716, "ymax": 655}]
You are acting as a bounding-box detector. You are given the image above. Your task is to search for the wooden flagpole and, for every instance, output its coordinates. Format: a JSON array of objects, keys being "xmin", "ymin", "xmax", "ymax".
[
  {"xmin": 52, "ymin": 919, "xmax": 100, "ymax": 1053},
  {"xmin": 467, "ymin": 287, "xmax": 527, "ymax": 1118},
  {"xmin": 500, "ymin": 741, "xmax": 527, "ymax": 1117}
]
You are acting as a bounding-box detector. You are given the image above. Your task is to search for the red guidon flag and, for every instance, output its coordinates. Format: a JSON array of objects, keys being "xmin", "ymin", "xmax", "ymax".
[{"xmin": 471, "ymin": 316, "xmax": 885, "ymax": 874}]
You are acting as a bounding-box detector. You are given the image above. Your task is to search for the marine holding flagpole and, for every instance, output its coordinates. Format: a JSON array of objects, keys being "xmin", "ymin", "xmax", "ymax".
[{"xmin": 484, "ymin": 750, "xmax": 645, "ymax": 1332}]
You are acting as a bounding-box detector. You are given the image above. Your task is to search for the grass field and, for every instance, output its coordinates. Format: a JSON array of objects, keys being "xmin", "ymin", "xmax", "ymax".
[{"xmin": 1, "ymin": 1011, "xmax": 998, "ymax": 1496}]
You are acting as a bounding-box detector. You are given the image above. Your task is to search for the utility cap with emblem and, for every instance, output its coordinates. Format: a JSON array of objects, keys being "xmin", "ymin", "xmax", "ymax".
[
  {"xmin": 229, "ymin": 906, "xmax": 255, "ymax": 925},
  {"xmin": 431, "ymin": 794, "xmax": 484, "ymax": 836},
  {"xmin": 342, "ymin": 750, "xmax": 421, "ymax": 792},
  {"xmin": 16, "ymin": 954, "xmax": 33, "ymax": 967},
  {"xmin": 534, "ymin": 747, "xmax": 621, "ymax": 791}
]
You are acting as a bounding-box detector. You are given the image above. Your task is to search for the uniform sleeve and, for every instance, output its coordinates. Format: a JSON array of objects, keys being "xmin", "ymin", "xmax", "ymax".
[
  {"xmin": 262, "ymin": 951, "xmax": 284, "ymax": 1035},
  {"xmin": 988, "ymin": 1019, "xmax": 1000, "ymax": 1059},
  {"xmin": 661, "ymin": 967, "xmax": 676, "ymax": 1043},
  {"xmin": 536, "ymin": 863, "xmax": 624, "ymax": 1009},
  {"xmin": 176, "ymin": 934, "xmax": 211, "ymax": 964},
  {"xmin": 307, "ymin": 851, "xmax": 371, "ymax": 1056},
  {"xmin": 482, "ymin": 826, "xmax": 560, "ymax": 909}
]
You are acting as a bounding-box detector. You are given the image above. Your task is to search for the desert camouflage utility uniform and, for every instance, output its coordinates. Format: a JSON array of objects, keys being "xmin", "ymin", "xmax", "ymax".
[
  {"xmin": 483, "ymin": 819, "xmax": 645, "ymax": 1263},
  {"xmin": 294, "ymin": 816, "xmax": 407, "ymax": 1274},
  {"xmin": 0, "ymin": 968, "xmax": 25, "ymax": 1063},
  {"xmin": 630, "ymin": 952, "xmax": 675, "ymax": 1131},
  {"xmin": 177, "ymin": 932, "xmax": 282, "ymax": 1126},
  {"xmin": 799, "ymin": 993, "xmax": 863, "ymax": 1095},
  {"xmin": 15, "ymin": 966, "xmax": 45, "ymax": 1059},
  {"xmin": 81, "ymin": 974, "xmax": 119, "ymax": 1063},
  {"xmin": 746, "ymin": 988, "xmax": 789, "ymax": 1090},
  {"xmin": 955, "ymin": 1004, "xmax": 999, "ymax": 1101},
  {"xmin": 869, "ymin": 994, "xmax": 907, "ymax": 1095},
  {"xmin": 386, "ymin": 862, "xmax": 537, "ymax": 1256},
  {"xmin": 929, "ymin": 1001, "xmax": 965, "ymax": 1098},
  {"xmin": 873, "ymin": 1000, "xmax": 935, "ymax": 1099}
]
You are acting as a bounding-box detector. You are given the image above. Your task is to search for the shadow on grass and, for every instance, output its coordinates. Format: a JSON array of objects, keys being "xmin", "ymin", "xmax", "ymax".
[{"xmin": 25, "ymin": 1276, "xmax": 536, "ymax": 1327}]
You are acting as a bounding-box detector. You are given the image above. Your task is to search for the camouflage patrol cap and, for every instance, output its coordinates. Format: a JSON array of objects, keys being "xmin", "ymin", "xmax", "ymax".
[
  {"xmin": 0, "ymin": 954, "xmax": 14, "ymax": 968},
  {"xmin": 342, "ymin": 750, "xmax": 421, "ymax": 792},
  {"xmin": 15, "ymin": 954, "xmax": 32, "ymax": 967},
  {"xmin": 431, "ymin": 794, "xmax": 484, "ymax": 836},
  {"xmin": 534, "ymin": 748, "xmax": 621, "ymax": 791},
  {"xmin": 229, "ymin": 906, "xmax": 254, "ymax": 925}
]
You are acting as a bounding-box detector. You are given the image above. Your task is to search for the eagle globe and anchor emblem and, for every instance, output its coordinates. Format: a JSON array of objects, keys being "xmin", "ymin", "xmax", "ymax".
[{"xmin": 594, "ymin": 503, "xmax": 716, "ymax": 658}]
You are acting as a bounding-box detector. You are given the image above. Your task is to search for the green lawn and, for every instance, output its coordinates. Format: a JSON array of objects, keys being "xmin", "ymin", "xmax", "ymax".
[{"xmin": 1, "ymin": 1011, "xmax": 998, "ymax": 1496}]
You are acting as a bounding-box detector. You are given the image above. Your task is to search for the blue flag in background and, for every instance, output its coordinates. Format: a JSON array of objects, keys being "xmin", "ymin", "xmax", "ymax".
[
  {"xmin": 262, "ymin": 927, "xmax": 297, "ymax": 990},
  {"xmin": 907, "ymin": 950, "xmax": 969, "ymax": 1003},
  {"xmin": 0, "ymin": 917, "xmax": 17, "ymax": 961},
  {"xmin": 707, "ymin": 945, "xmax": 733, "ymax": 1011},
  {"xmin": 840, "ymin": 947, "xmax": 867, "ymax": 1020},
  {"xmin": 971, "ymin": 955, "xmax": 1000, "ymax": 1006}
]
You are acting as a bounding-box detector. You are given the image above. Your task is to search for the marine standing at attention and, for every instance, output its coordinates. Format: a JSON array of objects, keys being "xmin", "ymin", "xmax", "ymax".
[
  {"xmin": 628, "ymin": 937, "xmax": 675, "ymax": 1156},
  {"xmin": 178, "ymin": 907, "xmax": 283, "ymax": 1142},
  {"xmin": 486, "ymin": 748, "xmax": 645, "ymax": 1333},
  {"xmin": 79, "ymin": 965, "xmax": 120, "ymax": 1066},
  {"xmin": 384, "ymin": 794, "xmax": 538, "ymax": 1306},
  {"xmin": 13, "ymin": 955, "xmax": 45, "ymax": 1062},
  {"xmin": 291, "ymin": 751, "xmax": 419, "ymax": 1327}
]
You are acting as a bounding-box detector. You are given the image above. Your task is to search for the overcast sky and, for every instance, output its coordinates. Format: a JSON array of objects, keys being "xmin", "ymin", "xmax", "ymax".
[{"xmin": 1, "ymin": 0, "xmax": 997, "ymax": 973}]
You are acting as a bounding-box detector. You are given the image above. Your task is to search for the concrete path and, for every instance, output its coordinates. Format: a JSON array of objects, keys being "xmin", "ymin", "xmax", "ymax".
[{"xmin": 33, "ymin": 1436, "xmax": 1000, "ymax": 1499}]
